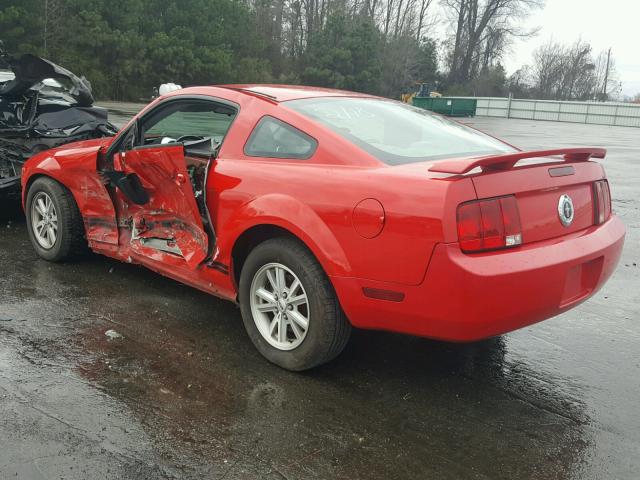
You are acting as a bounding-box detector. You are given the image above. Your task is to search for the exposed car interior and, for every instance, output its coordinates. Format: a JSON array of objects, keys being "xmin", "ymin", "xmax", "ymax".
[
  {"xmin": 107, "ymin": 99, "xmax": 237, "ymax": 250},
  {"xmin": 139, "ymin": 101, "xmax": 236, "ymax": 221}
]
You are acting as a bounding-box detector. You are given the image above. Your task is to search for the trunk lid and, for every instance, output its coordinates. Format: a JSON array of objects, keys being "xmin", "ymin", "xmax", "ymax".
[
  {"xmin": 429, "ymin": 148, "xmax": 607, "ymax": 245},
  {"xmin": 470, "ymin": 160, "xmax": 603, "ymax": 244}
]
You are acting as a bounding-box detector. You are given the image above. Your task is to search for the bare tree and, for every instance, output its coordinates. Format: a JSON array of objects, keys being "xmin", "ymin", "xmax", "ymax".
[
  {"xmin": 531, "ymin": 40, "xmax": 565, "ymax": 99},
  {"xmin": 442, "ymin": 0, "xmax": 543, "ymax": 85},
  {"xmin": 557, "ymin": 40, "xmax": 595, "ymax": 99},
  {"xmin": 246, "ymin": 0, "xmax": 439, "ymax": 94},
  {"xmin": 378, "ymin": 0, "xmax": 437, "ymax": 38},
  {"xmin": 530, "ymin": 39, "xmax": 612, "ymax": 101},
  {"xmin": 507, "ymin": 65, "xmax": 533, "ymax": 96}
]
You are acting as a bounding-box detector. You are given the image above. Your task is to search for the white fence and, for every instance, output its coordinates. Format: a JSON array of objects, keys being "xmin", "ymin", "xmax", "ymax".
[{"xmin": 457, "ymin": 97, "xmax": 640, "ymax": 128}]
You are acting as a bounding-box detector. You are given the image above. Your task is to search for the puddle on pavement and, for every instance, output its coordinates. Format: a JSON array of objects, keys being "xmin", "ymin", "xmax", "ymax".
[{"xmin": 1, "ymin": 206, "xmax": 602, "ymax": 479}]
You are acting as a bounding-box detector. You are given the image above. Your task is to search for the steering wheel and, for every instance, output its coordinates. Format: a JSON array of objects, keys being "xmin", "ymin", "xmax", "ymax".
[{"xmin": 176, "ymin": 135, "xmax": 206, "ymax": 144}]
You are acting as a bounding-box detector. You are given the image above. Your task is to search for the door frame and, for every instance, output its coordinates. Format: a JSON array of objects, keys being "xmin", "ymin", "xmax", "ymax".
[
  {"xmin": 102, "ymin": 94, "xmax": 241, "ymax": 262},
  {"xmin": 105, "ymin": 95, "xmax": 241, "ymax": 161}
]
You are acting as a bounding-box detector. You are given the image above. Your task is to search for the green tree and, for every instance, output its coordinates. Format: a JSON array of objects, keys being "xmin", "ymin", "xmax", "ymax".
[
  {"xmin": 0, "ymin": 0, "xmax": 44, "ymax": 55},
  {"xmin": 380, "ymin": 35, "xmax": 438, "ymax": 98},
  {"xmin": 0, "ymin": 0, "xmax": 440, "ymax": 100},
  {"xmin": 301, "ymin": 14, "xmax": 383, "ymax": 94},
  {"xmin": 470, "ymin": 64, "xmax": 507, "ymax": 96}
]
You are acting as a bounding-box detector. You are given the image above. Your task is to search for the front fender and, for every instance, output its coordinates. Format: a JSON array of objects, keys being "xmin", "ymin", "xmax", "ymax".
[
  {"xmin": 21, "ymin": 144, "xmax": 118, "ymax": 245},
  {"xmin": 219, "ymin": 193, "xmax": 351, "ymax": 277}
]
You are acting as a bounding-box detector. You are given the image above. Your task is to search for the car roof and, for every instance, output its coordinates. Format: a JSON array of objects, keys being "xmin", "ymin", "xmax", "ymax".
[{"xmin": 216, "ymin": 84, "xmax": 377, "ymax": 102}]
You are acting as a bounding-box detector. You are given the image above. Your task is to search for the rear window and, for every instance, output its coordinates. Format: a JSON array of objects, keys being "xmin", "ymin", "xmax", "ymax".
[{"xmin": 286, "ymin": 97, "xmax": 514, "ymax": 165}]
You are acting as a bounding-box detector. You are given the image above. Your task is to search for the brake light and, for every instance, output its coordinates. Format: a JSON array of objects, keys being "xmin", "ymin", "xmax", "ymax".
[
  {"xmin": 593, "ymin": 180, "xmax": 611, "ymax": 224},
  {"xmin": 457, "ymin": 196, "xmax": 522, "ymax": 253}
]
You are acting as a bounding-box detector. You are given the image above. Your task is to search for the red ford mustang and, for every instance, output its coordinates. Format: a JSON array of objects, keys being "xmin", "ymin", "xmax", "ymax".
[{"xmin": 20, "ymin": 85, "xmax": 625, "ymax": 370}]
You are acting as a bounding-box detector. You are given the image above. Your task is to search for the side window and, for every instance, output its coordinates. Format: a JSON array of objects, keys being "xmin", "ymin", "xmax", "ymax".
[
  {"xmin": 244, "ymin": 116, "xmax": 317, "ymax": 160},
  {"xmin": 141, "ymin": 101, "xmax": 236, "ymax": 146}
]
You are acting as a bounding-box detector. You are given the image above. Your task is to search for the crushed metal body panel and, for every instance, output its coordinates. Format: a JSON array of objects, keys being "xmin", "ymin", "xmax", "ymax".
[{"xmin": 0, "ymin": 45, "xmax": 117, "ymax": 195}]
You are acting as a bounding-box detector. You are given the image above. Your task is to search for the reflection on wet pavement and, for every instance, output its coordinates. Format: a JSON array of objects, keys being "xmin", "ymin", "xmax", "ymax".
[{"xmin": 1, "ymin": 116, "xmax": 639, "ymax": 479}]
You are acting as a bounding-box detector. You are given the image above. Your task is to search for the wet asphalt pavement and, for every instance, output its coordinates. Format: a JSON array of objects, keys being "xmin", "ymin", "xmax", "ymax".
[{"xmin": 1, "ymin": 107, "xmax": 639, "ymax": 479}]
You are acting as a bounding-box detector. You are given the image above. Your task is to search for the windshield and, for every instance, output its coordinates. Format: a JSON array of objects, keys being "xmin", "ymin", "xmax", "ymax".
[{"xmin": 286, "ymin": 97, "xmax": 514, "ymax": 165}]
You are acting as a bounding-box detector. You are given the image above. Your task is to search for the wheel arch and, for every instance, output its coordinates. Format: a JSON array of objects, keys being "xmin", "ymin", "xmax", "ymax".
[
  {"xmin": 23, "ymin": 173, "xmax": 89, "ymax": 261},
  {"xmin": 230, "ymin": 221, "xmax": 349, "ymax": 291},
  {"xmin": 23, "ymin": 171, "xmax": 65, "ymax": 195},
  {"xmin": 23, "ymin": 171, "xmax": 88, "ymax": 228},
  {"xmin": 23, "ymin": 172, "xmax": 84, "ymax": 228},
  {"xmin": 22, "ymin": 170, "xmax": 64, "ymax": 210},
  {"xmin": 223, "ymin": 193, "xmax": 352, "ymax": 290},
  {"xmin": 21, "ymin": 151, "xmax": 118, "ymax": 245}
]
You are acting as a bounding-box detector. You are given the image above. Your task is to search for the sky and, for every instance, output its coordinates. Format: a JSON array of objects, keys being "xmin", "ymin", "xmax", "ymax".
[{"xmin": 501, "ymin": 0, "xmax": 640, "ymax": 97}]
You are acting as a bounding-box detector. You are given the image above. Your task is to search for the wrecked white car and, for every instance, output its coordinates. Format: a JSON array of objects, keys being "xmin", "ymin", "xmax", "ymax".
[{"xmin": 0, "ymin": 45, "xmax": 117, "ymax": 196}]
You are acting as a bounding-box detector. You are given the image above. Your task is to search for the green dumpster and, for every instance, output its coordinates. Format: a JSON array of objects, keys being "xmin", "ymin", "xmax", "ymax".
[{"xmin": 412, "ymin": 97, "xmax": 477, "ymax": 117}]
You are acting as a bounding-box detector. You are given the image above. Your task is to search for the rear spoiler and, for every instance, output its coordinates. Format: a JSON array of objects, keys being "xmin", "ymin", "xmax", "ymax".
[{"xmin": 428, "ymin": 148, "xmax": 606, "ymax": 175}]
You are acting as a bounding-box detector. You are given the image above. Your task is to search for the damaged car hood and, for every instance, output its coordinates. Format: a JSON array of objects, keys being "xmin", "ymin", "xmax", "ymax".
[
  {"xmin": 0, "ymin": 46, "xmax": 117, "ymax": 196},
  {"xmin": 0, "ymin": 53, "xmax": 93, "ymax": 106}
]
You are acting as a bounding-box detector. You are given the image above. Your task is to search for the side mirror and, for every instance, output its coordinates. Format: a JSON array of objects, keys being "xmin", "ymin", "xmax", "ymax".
[{"xmin": 103, "ymin": 171, "xmax": 149, "ymax": 205}]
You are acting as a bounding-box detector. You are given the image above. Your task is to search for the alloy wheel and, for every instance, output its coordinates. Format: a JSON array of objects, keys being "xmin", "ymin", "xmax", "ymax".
[
  {"xmin": 31, "ymin": 192, "xmax": 58, "ymax": 250},
  {"xmin": 249, "ymin": 262, "xmax": 310, "ymax": 350}
]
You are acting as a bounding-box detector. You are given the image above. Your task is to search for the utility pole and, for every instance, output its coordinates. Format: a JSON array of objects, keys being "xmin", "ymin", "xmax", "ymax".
[{"xmin": 602, "ymin": 47, "xmax": 612, "ymax": 101}]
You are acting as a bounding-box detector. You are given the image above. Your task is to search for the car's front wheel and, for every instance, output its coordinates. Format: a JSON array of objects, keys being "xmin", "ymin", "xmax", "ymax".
[
  {"xmin": 239, "ymin": 237, "xmax": 351, "ymax": 371},
  {"xmin": 25, "ymin": 177, "xmax": 86, "ymax": 262}
]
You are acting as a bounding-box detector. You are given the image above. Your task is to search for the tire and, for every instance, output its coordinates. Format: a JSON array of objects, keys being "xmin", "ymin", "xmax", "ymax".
[
  {"xmin": 239, "ymin": 237, "xmax": 351, "ymax": 371},
  {"xmin": 25, "ymin": 177, "xmax": 86, "ymax": 262}
]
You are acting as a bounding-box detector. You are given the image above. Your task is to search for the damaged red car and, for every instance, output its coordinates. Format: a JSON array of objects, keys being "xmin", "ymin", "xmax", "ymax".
[{"xmin": 20, "ymin": 85, "xmax": 625, "ymax": 370}]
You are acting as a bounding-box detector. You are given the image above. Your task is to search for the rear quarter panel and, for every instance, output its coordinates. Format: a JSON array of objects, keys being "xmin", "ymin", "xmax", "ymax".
[
  {"xmin": 208, "ymin": 96, "xmax": 478, "ymax": 286},
  {"xmin": 209, "ymin": 159, "xmax": 476, "ymax": 286}
]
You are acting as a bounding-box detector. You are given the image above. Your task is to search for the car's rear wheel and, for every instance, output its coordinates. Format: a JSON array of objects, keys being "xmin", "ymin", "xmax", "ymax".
[
  {"xmin": 25, "ymin": 177, "xmax": 86, "ymax": 262},
  {"xmin": 239, "ymin": 237, "xmax": 351, "ymax": 371}
]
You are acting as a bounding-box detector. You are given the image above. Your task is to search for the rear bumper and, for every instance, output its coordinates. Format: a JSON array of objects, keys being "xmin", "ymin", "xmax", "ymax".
[{"xmin": 331, "ymin": 215, "xmax": 625, "ymax": 341}]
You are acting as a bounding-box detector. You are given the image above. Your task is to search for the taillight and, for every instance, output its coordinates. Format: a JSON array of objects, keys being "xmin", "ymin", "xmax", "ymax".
[
  {"xmin": 593, "ymin": 180, "xmax": 612, "ymax": 225},
  {"xmin": 457, "ymin": 196, "xmax": 522, "ymax": 253}
]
